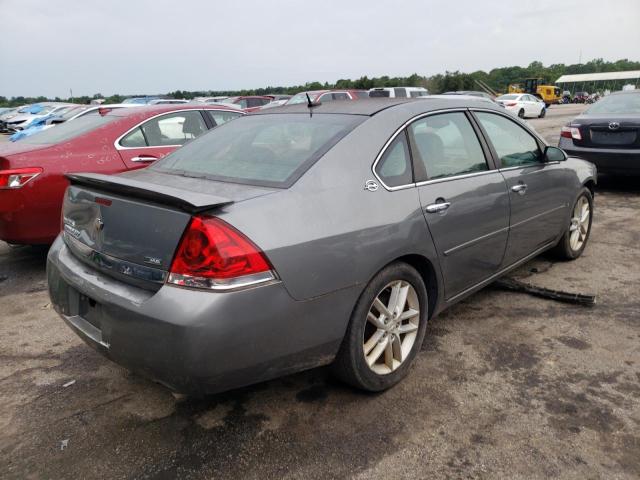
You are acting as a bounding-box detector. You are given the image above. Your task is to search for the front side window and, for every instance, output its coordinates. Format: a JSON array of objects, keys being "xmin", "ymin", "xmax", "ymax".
[
  {"xmin": 475, "ymin": 112, "xmax": 542, "ymax": 167},
  {"xmin": 333, "ymin": 92, "xmax": 349, "ymax": 100},
  {"xmin": 319, "ymin": 93, "xmax": 334, "ymax": 102},
  {"xmin": 375, "ymin": 132, "xmax": 413, "ymax": 187},
  {"xmin": 409, "ymin": 112, "xmax": 488, "ymax": 180},
  {"xmin": 394, "ymin": 88, "xmax": 407, "ymax": 98},
  {"xmin": 153, "ymin": 113, "xmax": 363, "ymax": 187}
]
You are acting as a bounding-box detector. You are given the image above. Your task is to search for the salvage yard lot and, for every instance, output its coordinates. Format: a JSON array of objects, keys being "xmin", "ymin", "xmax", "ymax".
[{"xmin": 1, "ymin": 104, "xmax": 639, "ymax": 479}]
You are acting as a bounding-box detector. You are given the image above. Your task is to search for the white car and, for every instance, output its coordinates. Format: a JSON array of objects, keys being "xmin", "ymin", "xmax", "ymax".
[
  {"xmin": 3, "ymin": 103, "xmax": 75, "ymax": 131},
  {"xmin": 368, "ymin": 87, "xmax": 429, "ymax": 98},
  {"xmin": 495, "ymin": 94, "xmax": 546, "ymax": 119}
]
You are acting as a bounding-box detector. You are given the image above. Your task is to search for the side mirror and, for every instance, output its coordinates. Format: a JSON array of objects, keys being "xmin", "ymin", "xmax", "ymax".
[{"xmin": 544, "ymin": 145, "xmax": 567, "ymax": 162}]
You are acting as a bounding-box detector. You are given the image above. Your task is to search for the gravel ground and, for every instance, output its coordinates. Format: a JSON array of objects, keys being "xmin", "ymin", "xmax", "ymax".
[{"xmin": 1, "ymin": 104, "xmax": 639, "ymax": 479}]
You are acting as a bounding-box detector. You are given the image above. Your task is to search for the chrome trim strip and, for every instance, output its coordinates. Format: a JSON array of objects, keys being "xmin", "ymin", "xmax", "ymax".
[
  {"xmin": 415, "ymin": 168, "xmax": 499, "ymax": 187},
  {"xmin": 167, "ymin": 271, "xmax": 278, "ymax": 291},
  {"xmin": 510, "ymin": 204, "xmax": 567, "ymax": 229},
  {"xmin": 446, "ymin": 240, "xmax": 556, "ymax": 303},
  {"xmin": 371, "ymin": 108, "xmax": 469, "ymax": 191},
  {"xmin": 443, "ymin": 226, "xmax": 509, "ymax": 256},
  {"xmin": 498, "ymin": 161, "xmax": 560, "ymax": 173},
  {"xmin": 113, "ymin": 108, "xmax": 239, "ymax": 151}
]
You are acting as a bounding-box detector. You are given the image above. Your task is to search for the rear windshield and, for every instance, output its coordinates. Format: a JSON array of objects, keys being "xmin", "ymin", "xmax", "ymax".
[
  {"xmin": 153, "ymin": 113, "xmax": 364, "ymax": 188},
  {"xmin": 587, "ymin": 94, "xmax": 640, "ymax": 114},
  {"xmin": 18, "ymin": 114, "xmax": 119, "ymax": 145},
  {"xmin": 497, "ymin": 94, "xmax": 519, "ymax": 100}
]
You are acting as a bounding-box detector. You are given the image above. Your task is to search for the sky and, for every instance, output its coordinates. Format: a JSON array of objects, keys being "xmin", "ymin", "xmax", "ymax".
[{"xmin": 1, "ymin": 0, "xmax": 639, "ymax": 98}]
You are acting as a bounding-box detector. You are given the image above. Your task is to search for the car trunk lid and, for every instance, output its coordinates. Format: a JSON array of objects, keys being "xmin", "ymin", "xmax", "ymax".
[
  {"xmin": 62, "ymin": 171, "xmax": 276, "ymax": 290},
  {"xmin": 572, "ymin": 115, "xmax": 640, "ymax": 149}
]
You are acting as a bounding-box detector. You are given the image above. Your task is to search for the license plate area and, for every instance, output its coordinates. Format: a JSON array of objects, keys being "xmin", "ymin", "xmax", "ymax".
[
  {"xmin": 79, "ymin": 294, "xmax": 102, "ymax": 330},
  {"xmin": 590, "ymin": 130, "xmax": 637, "ymax": 145}
]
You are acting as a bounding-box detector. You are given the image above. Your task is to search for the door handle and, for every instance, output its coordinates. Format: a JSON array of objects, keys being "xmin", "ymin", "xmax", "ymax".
[
  {"xmin": 130, "ymin": 155, "xmax": 158, "ymax": 162},
  {"xmin": 425, "ymin": 201, "xmax": 451, "ymax": 213},
  {"xmin": 511, "ymin": 183, "xmax": 527, "ymax": 195}
]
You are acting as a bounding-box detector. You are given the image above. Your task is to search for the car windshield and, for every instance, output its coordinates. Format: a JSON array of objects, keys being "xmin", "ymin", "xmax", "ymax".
[
  {"xmin": 497, "ymin": 94, "xmax": 519, "ymax": 100},
  {"xmin": 287, "ymin": 93, "xmax": 320, "ymax": 105},
  {"xmin": 18, "ymin": 114, "xmax": 119, "ymax": 145},
  {"xmin": 586, "ymin": 94, "xmax": 640, "ymax": 114},
  {"xmin": 153, "ymin": 113, "xmax": 364, "ymax": 188}
]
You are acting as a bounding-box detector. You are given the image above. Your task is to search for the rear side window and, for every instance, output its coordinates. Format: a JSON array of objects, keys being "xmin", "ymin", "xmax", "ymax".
[
  {"xmin": 145, "ymin": 111, "xmax": 207, "ymax": 146},
  {"xmin": 409, "ymin": 112, "xmax": 488, "ymax": 180},
  {"xmin": 120, "ymin": 127, "xmax": 146, "ymax": 147},
  {"xmin": 475, "ymin": 112, "xmax": 542, "ymax": 167},
  {"xmin": 369, "ymin": 90, "xmax": 390, "ymax": 98},
  {"xmin": 204, "ymin": 110, "xmax": 242, "ymax": 126},
  {"xmin": 394, "ymin": 88, "xmax": 407, "ymax": 98},
  {"xmin": 153, "ymin": 113, "xmax": 364, "ymax": 188},
  {"xmin": 375, "ymin": 132, "xmax": 413, "ymax": 187},
  {"xmin": 333, "ymin": 92, "xmax": 350, "ymax": 100},
  {"xmin": 19, "ymin": 114, "xmax": 118, "ymax": 145}
]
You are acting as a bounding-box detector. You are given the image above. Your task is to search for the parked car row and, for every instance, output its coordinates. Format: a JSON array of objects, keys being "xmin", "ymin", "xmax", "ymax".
[{"xmin": 10, "ymin": 88, "xmax": 638, "ymax": 396}]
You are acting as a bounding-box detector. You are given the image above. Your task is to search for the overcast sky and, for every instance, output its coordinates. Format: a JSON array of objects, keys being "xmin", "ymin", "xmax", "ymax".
[{"xmin": 1, "ymin": 0, "xmax": 639, "ymax": 98}]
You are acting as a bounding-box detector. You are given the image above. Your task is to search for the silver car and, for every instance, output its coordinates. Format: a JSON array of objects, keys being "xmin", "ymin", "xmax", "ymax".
[{"xmin": 47, "ymin": 98, "xmax": 596, "ymax": 394}]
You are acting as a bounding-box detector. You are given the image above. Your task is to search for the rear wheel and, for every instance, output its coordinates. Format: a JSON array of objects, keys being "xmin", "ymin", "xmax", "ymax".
[
  {"xmin": 552, "ymin": 188, "xmax": 593, "ymax": 260},
  {"xmin": 518, "ymin": 109, "xmax": 525, "ymax": 118},
  {"xmin": 332, "ymin": 262, "xmax": 429, "ymax": 391}
]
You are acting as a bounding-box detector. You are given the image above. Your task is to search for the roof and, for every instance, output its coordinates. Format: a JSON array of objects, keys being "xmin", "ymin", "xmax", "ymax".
[
  {"xmin": 108, "ymin": 103, "xmax": 240, "ymax": 117},
  {"xmin": 556, "ymin": 70, "xmax": 640, "ymax": 83},
  {"xmin": 253, "ymin": 96, "xmax": 498, "ymax": 116}
]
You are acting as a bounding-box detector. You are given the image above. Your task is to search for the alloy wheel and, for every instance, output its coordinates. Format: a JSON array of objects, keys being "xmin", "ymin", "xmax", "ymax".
[
  {"xmin": 363, "ymin": 280, "xmax": 420, "ymax": 375},
  {"xmin": 569, "ymin": 195, "xmax": 590, "ymax": 251}
]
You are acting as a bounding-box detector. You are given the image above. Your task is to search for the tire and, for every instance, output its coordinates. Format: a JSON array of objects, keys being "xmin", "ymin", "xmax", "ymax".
[
  {"xmin": 551, "ymin": 187, "xmax": 593, "ymax": 260},
  {"xmin": 332, "ymin": 262, "xmax": 429, "ymax": 392},
  {"xmin": 538, "ymin": 107, "xmax": 546, "ymax": 118},
  {"xmin": 518, "ymin": 109, "xmax": 525, "ymax": 119}
]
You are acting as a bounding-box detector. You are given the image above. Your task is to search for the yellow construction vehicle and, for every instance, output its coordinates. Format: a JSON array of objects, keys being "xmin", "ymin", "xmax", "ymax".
[{"xmin": 508, "ymin": 78, "xmax": 562, "ymax": 105}]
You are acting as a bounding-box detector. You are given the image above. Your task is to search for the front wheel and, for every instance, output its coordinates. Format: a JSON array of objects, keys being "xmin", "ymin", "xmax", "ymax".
[
  {"xmin": 552, "ymin": 188, "xmax": 593, "ymax": 260},
  {"xmin": 332, "ymin": 262, "xmax": 429, "ymax": 391},
  {"xmin": 538, "ymin": 107, "xmax": 546, "ymax": 118}
]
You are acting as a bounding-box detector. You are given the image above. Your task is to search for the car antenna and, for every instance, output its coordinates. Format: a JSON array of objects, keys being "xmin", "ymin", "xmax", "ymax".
[{"xmin": 306, "ymin": 93, "xmax": 320, "ymax": 117}]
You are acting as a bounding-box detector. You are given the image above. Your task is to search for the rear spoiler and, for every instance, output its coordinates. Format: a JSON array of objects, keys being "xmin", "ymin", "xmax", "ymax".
[{"xmin": 66, "ymin": 173, "xmax": 233, "ymax": 213}]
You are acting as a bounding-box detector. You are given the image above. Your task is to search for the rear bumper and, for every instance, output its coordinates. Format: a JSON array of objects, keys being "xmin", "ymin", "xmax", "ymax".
[
  {"xmin": 47, "ymin": 236, "xmax": 356, "ymax": 394},
  {"xmin": 0, "ymin": 190, "xmax": 58, "ymax": 245},
  {"xmin": 559, "ymin": 139, "xmax": 640, "ymax": 175}
]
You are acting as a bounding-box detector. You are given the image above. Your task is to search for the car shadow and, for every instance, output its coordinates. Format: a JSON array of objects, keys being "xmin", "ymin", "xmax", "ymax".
[
  {"xmin": 595, "ymin": 174, "xmax": 640, "ymax": 194},
  {"xmin": 0, "ymin": 242, "xmax": 49, "ymax": 297}
]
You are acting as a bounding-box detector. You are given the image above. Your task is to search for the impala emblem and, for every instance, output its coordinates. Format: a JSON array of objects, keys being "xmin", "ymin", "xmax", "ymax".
[
  {"xmin": 608, "ymin": 121, "xmax": 620, "ymax": 131},
  {"xmin": 364, "ymin": 180, "xmax": 379, "ymax": 192},
  {"xmin": 94, "ymin": 218, "xmax": 104, "ymax": 232}
]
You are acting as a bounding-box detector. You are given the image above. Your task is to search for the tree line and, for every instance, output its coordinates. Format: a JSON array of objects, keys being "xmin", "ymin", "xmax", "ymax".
[{"xmin": 1, "ymin": 58, "xmax": 638, "ymax": 108}]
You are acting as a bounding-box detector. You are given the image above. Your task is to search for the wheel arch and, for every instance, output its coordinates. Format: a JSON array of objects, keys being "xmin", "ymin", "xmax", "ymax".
[{"xmin": 390, "ymin": 254, "xmax": 439, "ymax": 320}]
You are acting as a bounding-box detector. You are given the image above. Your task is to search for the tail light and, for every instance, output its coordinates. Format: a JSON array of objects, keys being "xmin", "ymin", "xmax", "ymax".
[
  {"xmin": 0, "ymin": 167, "xmax": 43, "ymax": 189},
  {"xmin": 505, "ymin": 102, "xmax": 518, "ymax": 107},
  {"xmin": 561, "ymin": 126, "xmax": 582, "ymax": 140},
  {"xmin": 168, "ymin": 216, "xmax": 276, "ymax": 290}
]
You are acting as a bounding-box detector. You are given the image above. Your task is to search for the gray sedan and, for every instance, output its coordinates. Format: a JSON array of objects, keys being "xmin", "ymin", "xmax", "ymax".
[{"xmin": 47, "ymin": 98, "xmax": 597, "ymax": 394}]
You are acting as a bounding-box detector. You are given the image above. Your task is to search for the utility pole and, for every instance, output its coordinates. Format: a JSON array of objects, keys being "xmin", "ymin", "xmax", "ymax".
[
  {"xmin": 578, "ymin": 50, "xmax": 582, "ymax": 64},
  {"xmin": 70, "ymin": 88, "xmax": 73, "ymax": 103}
]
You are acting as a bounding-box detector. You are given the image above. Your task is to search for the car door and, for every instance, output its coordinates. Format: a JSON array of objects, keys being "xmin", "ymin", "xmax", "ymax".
[
  {"xmin": 473, "ymin": 110, "xmax": 570, "ymax": 266},
  {"xmin": 406, "ymin": 111, "xmax": 510, "ymax": 299},
  {"xmin": 116, "ymin": 110, "xmax": 209, "ymax": 169}
]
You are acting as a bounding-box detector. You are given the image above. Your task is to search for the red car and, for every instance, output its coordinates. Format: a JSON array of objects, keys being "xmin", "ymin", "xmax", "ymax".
[{"xmin": 0, "ymin": 104, "xmax": 242, "ymax": 245}]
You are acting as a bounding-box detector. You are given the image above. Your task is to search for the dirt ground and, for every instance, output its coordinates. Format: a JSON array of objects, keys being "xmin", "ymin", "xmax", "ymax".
[{"xmin": 1, "ymin": 104, "xmax": 639, "ymax": 479}]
